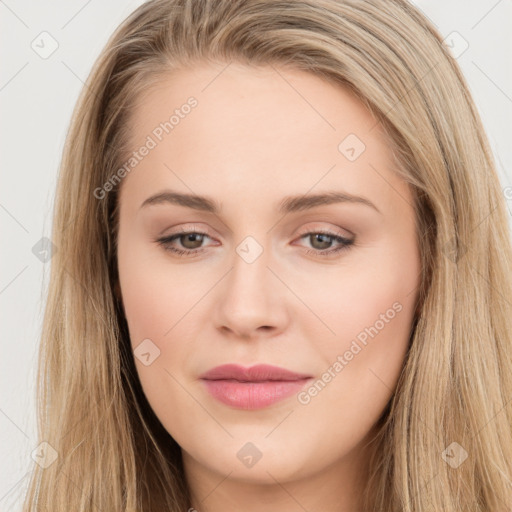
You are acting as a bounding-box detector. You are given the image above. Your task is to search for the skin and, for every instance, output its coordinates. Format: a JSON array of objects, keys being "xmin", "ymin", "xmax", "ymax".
[{"xmin": 116, "ymin": 61, "xmax": 421, "ymax": 512}]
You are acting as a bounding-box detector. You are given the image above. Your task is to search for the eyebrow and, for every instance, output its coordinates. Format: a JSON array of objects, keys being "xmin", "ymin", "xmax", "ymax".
[{"xmin": 140, "ymin": 189, "xmax": 381, "ymax": 214}]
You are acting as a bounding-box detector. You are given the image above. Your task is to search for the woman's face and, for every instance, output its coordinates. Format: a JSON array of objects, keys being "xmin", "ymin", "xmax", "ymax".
[{"xmin": 117, "ymin": 61, "xmax": 420, "ymax": 503}]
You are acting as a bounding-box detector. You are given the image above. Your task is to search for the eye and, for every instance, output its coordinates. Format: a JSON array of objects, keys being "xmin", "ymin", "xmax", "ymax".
[
  {"xmin": 156, "ymin": 229, "xmax": 214, "ymax": 257},
  {"xmin": 295, "ymin": 230, "xmax": 354, "ymax": 257},
  {"xmin": 155, "ymin": 228, "xmax": 354, "ymax": 258}
]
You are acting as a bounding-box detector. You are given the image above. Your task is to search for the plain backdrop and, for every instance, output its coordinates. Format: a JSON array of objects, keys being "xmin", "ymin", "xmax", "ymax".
[{"xmin": 1, "ymin": 0, "xmax": 511, "ymax": 509}]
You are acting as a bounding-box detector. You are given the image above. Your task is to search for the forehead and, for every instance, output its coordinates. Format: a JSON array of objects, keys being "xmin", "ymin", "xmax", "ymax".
[
  {"xmin": 128, "ymin": 61, "xmax": 380, "ymax": 146},
  {"xmin": 120, "ymin": 61, "xmax": 410, "ymax": 218}
]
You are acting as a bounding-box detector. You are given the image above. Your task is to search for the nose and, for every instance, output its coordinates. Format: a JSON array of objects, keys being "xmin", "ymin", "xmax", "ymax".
[{"xmin": 212, "ymin": 241, "xmax": 289, "ymax": 340}]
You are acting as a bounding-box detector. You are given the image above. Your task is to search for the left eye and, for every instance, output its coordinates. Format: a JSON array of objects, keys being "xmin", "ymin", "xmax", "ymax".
[
  {"xmin": 156, "ymin": 230, "xmax": 354, "ymax": 257},
  {"xmin": 157, "ymin": 231, "xmax": 211, "ymax": 255},
  {"xmin": 294, "ymin": 231, "xmax": 354, "ymax": 257}
]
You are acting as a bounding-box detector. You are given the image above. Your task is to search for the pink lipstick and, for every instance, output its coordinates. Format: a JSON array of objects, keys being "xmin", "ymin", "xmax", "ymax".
[{"xmin": 199, "ymin": 364, "xmax": 313, "ymax": 410}]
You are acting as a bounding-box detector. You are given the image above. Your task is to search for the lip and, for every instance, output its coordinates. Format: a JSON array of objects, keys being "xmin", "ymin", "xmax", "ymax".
[
  {"xmin": 200, "ymin": 363, "xmax": 312, "ymax": 382},
  {"xmin": 199, "ymin": 364, "xmax": 313, "ymax": 410}
]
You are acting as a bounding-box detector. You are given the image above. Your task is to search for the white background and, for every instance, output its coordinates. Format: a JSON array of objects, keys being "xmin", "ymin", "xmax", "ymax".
[{"xmin": 1, "ymin": 1, "xmax": 511, "ymax": 509}]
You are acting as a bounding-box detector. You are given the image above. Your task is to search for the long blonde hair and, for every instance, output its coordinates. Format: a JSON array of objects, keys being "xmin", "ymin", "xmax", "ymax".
[{"xmin": 23, "ymin": 0, "xmax": 512, "ymax": 510}]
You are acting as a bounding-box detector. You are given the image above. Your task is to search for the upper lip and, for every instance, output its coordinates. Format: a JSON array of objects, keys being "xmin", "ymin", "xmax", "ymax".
[{"xmin": 200, "ymin": 364, "xmax": 312, "ymax": 382}]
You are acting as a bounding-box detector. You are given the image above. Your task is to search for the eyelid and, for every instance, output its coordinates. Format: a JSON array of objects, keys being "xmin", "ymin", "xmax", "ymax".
[
  {"xmin": 161, "ymin": 223, "xmax": 352, "ymax": 242},
  {"xmin": 162, "ymin": 223, "xmax": 214, "ymax": 237},
  {"xmin": 295, "ymin": 223, "xmax": 354, "ymax": 239}
]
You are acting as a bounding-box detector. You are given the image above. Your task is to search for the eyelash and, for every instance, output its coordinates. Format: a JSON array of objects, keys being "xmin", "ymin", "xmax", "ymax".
[{"xmin": 155, "ymin": 228, "xmax": 354, "ymax": 258}]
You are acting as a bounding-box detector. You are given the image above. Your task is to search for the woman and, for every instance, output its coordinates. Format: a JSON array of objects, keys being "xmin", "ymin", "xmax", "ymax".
[{"xmin": 23, "ymin": 0, "xmax": 512, "ymax": 510}]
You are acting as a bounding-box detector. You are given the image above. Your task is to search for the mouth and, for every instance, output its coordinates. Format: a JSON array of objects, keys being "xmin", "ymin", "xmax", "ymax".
[{"xmin": 199, "ymin": 364, "xmax": 313, "ymax": 410}]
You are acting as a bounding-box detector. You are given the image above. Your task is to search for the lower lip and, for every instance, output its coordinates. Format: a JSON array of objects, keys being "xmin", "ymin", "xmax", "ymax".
[{"xmin": 201, "ymin": 378, "xmax": 312, "ymax": 410}]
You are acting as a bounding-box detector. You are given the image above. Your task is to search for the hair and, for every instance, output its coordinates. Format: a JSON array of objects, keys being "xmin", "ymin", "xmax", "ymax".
[{"xmin": 23, "ymin": 0, "xmax": 512, "ymax": 510}]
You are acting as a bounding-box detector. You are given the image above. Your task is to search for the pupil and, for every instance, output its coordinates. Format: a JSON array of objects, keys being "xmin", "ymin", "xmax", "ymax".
[
  {"xmin": 312, "ymin": 233, "xmax": 331, "ymax": 249},
  {"xmin": 183, "ymin": 233, "xmax": 202, "ymax": 248}
]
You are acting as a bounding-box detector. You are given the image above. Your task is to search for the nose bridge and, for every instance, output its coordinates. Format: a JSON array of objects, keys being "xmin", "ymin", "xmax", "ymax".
[
  {"xmin": 213, "ymin": 232, "xmax": 287, "ymax": 336},
  {"xmin": 229, "ymin": 234, "xmax": 273, "ymax": 304}
]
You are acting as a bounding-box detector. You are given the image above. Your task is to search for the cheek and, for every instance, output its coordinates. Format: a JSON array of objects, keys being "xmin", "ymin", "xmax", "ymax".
[
  {"xmin": 117, "ymin": 242, "xmax": 204, "ymax": 435},
  {"xmin": 295, "ymin": 237, "xmax": 419, "ymax": 430},
  {"xmin": 118, "ymin": 259, "xmax": 174, "ymax": 346},
  {"xmin": 118, "ymin": 236, "xmax": 211, "ymax": 345},
  {"xmin": 297, "ymin": 247, "xmax": 418, "ymax": 356}
]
